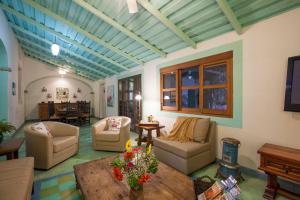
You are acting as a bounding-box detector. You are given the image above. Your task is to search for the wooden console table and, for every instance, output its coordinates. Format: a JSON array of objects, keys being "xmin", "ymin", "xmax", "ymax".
[{"xmin": 258, "ymin": 143, "xmax": 300, "ymax": 200}]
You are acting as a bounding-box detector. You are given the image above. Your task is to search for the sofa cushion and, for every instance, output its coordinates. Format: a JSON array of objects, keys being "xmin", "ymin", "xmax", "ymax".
[
  {"xmin": 53, "ymin": 136, "xmax": 77, "ymax": 153},
  {"xmin": 94, "ymin": 131, "xmax": 120, "ymax": 142},
  {"xmin": 0, "ymin": 157, "xmax": 34, "ymax": 200},
  {"xmin": 193, "ymin": 118, "xmax": 210, "ymax": 143},
  {"xmin": 107, "ymin": 117, "xmax": 122, "ymax": 131},
  {"xmin": 153, "ymin": 138, "xmax": 210, "ymax": 158},
  {"xmin": 31, "ymin": 122, "xmax": 51, "ymax": 136}
]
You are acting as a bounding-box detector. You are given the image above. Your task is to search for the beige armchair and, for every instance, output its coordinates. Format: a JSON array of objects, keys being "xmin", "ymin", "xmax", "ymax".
[
  {"xmin": 153, "ymin": 120, "xmax": 216, "ymax": 174},
  {"xmin": 24, "ymin": 121, "xmax": 79, "ymax": 169},
  {"xmin": 92, "ymin": 116, "xmax": 131, "ymax": 152}
]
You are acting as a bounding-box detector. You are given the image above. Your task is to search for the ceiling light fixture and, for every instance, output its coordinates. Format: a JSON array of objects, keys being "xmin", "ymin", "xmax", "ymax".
[
  {"xmin": 58, "ymin": 68, "xmax": 66, "ymax": 75},
  {"xmin": 127, "ymin": 0, "xmax": 138, "ymax": 14},
  {"xmin": 51, "ymin": 43, "xmax": 60, "ymax": 56}
]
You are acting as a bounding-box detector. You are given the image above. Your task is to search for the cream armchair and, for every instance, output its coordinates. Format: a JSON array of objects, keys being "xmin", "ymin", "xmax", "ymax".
[
  {"xmin": 24, "ymin": 122, "xmax": 79, "ymax": 169},
  {"xmin": 92, "ymin": 117, "xmax": 131, "ymax": 152}
]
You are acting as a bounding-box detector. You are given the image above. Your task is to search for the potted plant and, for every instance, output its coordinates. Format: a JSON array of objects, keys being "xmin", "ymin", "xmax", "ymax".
[
  {"xmin": 112, "ymin": 140, "xmax": 159, "ymax": 200},
  {"xmin": 0, "ymin": 120, "xmax": 16, "ymax": 143}
]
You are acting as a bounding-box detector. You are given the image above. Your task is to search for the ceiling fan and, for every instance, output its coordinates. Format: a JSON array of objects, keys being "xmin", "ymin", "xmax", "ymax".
[{"xmin": 126, "ymin": 0, "xmax": 138, "ymax": 14}]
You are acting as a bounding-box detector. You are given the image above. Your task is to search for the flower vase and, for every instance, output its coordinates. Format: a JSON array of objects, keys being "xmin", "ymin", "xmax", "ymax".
[{"xmin": 129, "ymin": 186, "xmax": 144, "ymax": 200}]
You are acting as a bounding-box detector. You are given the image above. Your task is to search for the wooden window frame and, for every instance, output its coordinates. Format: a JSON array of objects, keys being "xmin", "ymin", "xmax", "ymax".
[{"xmin": 160, "ymin": 51, "xmax": 233, "ymax": 118}]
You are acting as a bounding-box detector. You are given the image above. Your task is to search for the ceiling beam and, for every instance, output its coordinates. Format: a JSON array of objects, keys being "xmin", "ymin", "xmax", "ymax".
[
  {"xmin": 19, "ymin": 40, "xmax": 104, "ymax": 79},
  {"xmin": 137, "ymin": 0, "xmax": 196, "ymax": 49},
  {"xmin": 23, "ymin": 50, "xmax": 97, "ymax": 81},
  {"xmin": 23, "ymin": 0, "xmax": 143, "ymax": 65},
  {"xmin": 216, "ymin": 0, "xmax": 243, "ymax": 34},
  {"xmin": 0, "ymin": 3, "xmax": 128, "ymax": 71},
  {"xmin": 22, "ymin": 47, "xmax": 99, "ymax": 80},
  {"xmin": 11, "ymin": 24, "xmax": 109, "ymax": 77},
  {"xmin": 72, "ymin": 0, "xmax": 166, "ymax": 57}
]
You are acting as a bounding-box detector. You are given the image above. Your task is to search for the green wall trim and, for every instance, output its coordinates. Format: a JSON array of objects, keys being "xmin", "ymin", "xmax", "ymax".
[{"xmin": 156, "ymin": 40, "xmax": 243, "ymax": 128}]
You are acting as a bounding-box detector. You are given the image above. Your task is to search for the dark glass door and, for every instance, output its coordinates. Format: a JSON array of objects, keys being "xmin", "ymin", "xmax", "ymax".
[{"xmin": 118, "ymin": 74, "xmax": 142, "ymax": 131}]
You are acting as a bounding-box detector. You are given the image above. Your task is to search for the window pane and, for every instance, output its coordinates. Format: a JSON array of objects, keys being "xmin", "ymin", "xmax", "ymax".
[
  {"xmin": 129, "ymin": 81, "xmax": 134, "ymax": 90},
  {"xmin": 181, "ymin": 67, "xmax": 199, "ymax": 86},
  {"xmin": 163, "ymin": 73, "xmax": 176, "ymax": 88},
  {"xmin": 163, "ymin": 91, "xmax": 176, "ymax": 107},
  {"xmin": 204, "ymin": 64, "xmax": 227, "ymax": 85},
  {"xmin": 203, "ymin": 88, "xmax": 227, "ymax": 110},
  {"xmin": 182, "ymin": 89, "xmax": 199, "ymax": 108}
]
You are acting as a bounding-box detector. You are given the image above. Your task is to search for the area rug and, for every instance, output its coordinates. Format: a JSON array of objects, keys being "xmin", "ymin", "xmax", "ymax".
[{"xmin": 31, "ymin": 171, "xmax": 81, "ymax": 200}]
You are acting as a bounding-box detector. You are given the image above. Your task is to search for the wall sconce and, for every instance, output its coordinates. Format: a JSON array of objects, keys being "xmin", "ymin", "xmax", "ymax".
[
  {"xmin": 41, "ymin": 87, "xmax": 47, "ymax": 92},
  {"xmin": 46, "ymin": 93, "xmax": 52, "ymax": 99},
  {"xmin": 24, "ymin": 90, "xmax": 28, "ymax": 94},
  {"xmin": 77, "ymin": 88, "xmax": 81, "ymax": 93},
  {"xmin": 90, "ymin": 91, "xmax": 95, "ymax": 95},
  {"xmin": 73, "ymin": 93, "xmax": 77, "ymax": 99}
]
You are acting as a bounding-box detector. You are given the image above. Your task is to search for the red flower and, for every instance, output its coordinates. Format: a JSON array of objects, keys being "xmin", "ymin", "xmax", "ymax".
[
  {"xmin": 137, "ymin": 174, "xmax": 151, "ymax": 185},
  {"xmin": 124, "ymin": 151, "xmax": 134, "ymax": 161},
  {"xmin": 113, "ymin": 167, "xmax": 123, "ymax": 181},
  {"xmin": 127, "ymin": 162, "xmax": 134, "ymax": 168},
  {"xmin": 133, "ymin": 147, "xmax": 142, "ymax": 152}
]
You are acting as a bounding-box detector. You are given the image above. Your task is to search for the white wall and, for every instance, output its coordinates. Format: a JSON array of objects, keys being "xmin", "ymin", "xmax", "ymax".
[
  {"xmin": 105, "ymin": 8, "xmax": 300, "ymax": 170},
  {"xmin": 0, "ymin": 10, "xmax": 25, "ymax": 128},
  {"xmin": 23, "ymin": 56, "xmax": 98, "ymax": 119}
]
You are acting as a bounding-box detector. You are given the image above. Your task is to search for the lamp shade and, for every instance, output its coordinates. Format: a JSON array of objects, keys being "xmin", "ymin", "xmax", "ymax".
[
  {"xmin": 127, "ymin": 0, "xmax": 138, "ymax": 14},
  {"xmin": 164, "ymin": 95, "xmax": 170, "ymax": 100},
  {"xmin": 135, "ymin": 94, "xmax": 142, "ymax": 101},
  {"xmin": 51, "ymin": 43, "xmax": 60, "ymax": 56}
]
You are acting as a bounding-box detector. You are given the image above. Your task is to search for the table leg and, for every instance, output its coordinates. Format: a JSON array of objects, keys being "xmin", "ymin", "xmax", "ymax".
[
  {"xmin": 263, "ymin": 173, "xmax": 278, "ymax": 200},
  {"xmin": 6, "ymin": 153, "xmax": 13, "ymax": 160},
  {"xmin": 138, "ymin": 128, "xmax": 142, "ymax": 146},
  {"xmin": 13, "ymin": 150, "xmax": 19, "ymax": 159},
  {"xmin": 156, "ymin": 128, "xmax": 161, "ymax": 137},
  {"xmin": 147, "ymin": 130, "xmax": 153, "ymax": 147}
]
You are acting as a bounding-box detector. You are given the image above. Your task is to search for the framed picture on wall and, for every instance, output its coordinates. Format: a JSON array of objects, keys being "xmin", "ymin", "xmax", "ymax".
[
  {"xmin": 107, "ymin": 85, "xmax": 114, "ymax": 107},
  {"xmin": 56, "ymin": 87, "xmax": 69, "ymax": 101},
  {"xmin": 12, "ymin": 81, "xmax": 16, "ymax": 96}
]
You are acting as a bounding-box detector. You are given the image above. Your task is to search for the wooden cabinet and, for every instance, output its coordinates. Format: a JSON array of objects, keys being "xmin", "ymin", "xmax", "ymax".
[
  {"xmin": 38, "ymin": 103, "xmax": 49, "ymax": 121},
  {"xmin": 258, "ymin": 143, "xmax": 300, "ymax": 200}
]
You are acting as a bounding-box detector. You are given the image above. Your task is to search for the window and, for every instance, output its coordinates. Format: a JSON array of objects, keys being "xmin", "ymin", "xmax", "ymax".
[{"xmin": 160, "ymin": 51, "xmax": 233, "ymax": 117}]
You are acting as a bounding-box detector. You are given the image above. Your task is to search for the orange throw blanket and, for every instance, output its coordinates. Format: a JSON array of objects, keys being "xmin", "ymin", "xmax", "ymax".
[{"xmin": 160, "ymin": 117, "xmax": 198, "ymax": 142}]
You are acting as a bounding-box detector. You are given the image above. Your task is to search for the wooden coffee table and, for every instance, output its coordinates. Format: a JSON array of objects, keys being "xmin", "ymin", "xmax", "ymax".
[
  {"xmin": 74, "ymin": 156, "xmax": 195, "ymax": 200},
  {"xmin": 0, "ymin": 138, "xmax": 24, "ymax": 160}
]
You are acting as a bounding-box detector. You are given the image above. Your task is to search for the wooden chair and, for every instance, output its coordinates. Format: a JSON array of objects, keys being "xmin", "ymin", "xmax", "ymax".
[
  {"xmin": 48, "ymin": 101, "xmax": 60, "ymax": 121},
  {"xmin": 66, "ymin": 102, "xmax": 79, "ymax": 125},
  {"xmin": 80, "ymin": 101, "xmax": 91, "ymax": 124}
]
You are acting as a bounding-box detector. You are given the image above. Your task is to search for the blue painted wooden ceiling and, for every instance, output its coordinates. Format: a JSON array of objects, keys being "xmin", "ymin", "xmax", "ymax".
[{"xmin": 0, "ymin": 0, "xmax": 299, "ymax": 80}]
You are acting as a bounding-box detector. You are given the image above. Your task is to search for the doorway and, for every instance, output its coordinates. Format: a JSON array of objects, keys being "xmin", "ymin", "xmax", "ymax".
[
  {"xmin": 118, "ymin": 74, "xmax": 142, "ymax": 131},
  {"xmin": 0, "ymin": 39, "xmax": 8, "ymax": 121}
]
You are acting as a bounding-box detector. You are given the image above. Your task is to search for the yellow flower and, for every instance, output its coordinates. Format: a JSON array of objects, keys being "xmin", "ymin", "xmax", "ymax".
[
  {"xmin": 125, "ymin": 139, "xmax": 132, "ymax": 152},
  {"xmin": 147, "ymin": 144, "xmax": 152, "ymax": 155}
]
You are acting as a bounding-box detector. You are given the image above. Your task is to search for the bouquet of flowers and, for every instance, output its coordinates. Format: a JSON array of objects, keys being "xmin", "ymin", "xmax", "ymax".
[{"xmin": 112, "ymin": 140, "xmax": 159, "ymax": 191}]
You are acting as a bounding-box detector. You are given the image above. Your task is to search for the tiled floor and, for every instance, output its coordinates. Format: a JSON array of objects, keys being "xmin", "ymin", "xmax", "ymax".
[{"xmin": 4, "ymin": 119, "xmax": 292, "ymax": 200}]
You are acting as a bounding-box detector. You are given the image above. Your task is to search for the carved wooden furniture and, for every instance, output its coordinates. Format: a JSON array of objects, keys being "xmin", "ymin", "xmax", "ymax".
[
  {"xmin": 258, "ymin": 143, "xmax": 300, "ymax": 200},
  {"xmin": 0, "ymin": 138, "xmax": 24, "ymax": 160},
  {"xmin": 38, "ymin": 102, "xmax": 91, "ymax": 123},
  {"xmin": 136, "ymin": 123, "xmax": 165, "ymax": 147},
  {"xmin": 73, "ymin": 156, "xmax": 195, "ymax": 200}
]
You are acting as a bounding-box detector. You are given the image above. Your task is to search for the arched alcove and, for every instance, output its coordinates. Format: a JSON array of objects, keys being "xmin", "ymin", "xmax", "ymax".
[
  {"xmin": 0, "ymin": 39, "xmax": 8, "ymax": 120},
  {"xmin": 24, "ymin": 75, "xmax": 95, "ymax": 120}
]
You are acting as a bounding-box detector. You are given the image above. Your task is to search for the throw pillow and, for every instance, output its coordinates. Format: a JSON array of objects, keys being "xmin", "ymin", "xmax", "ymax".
[
  {"xmin": 107, "ymin": 117, "xmax": 122, "ymax": 131},
  {"xmin": 31, "ymin": 122, "xmax": 51, "ymax": 136},
  {"xmin": 193, "ymin": 118, "xmax": 210, "ymax": 143}
]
